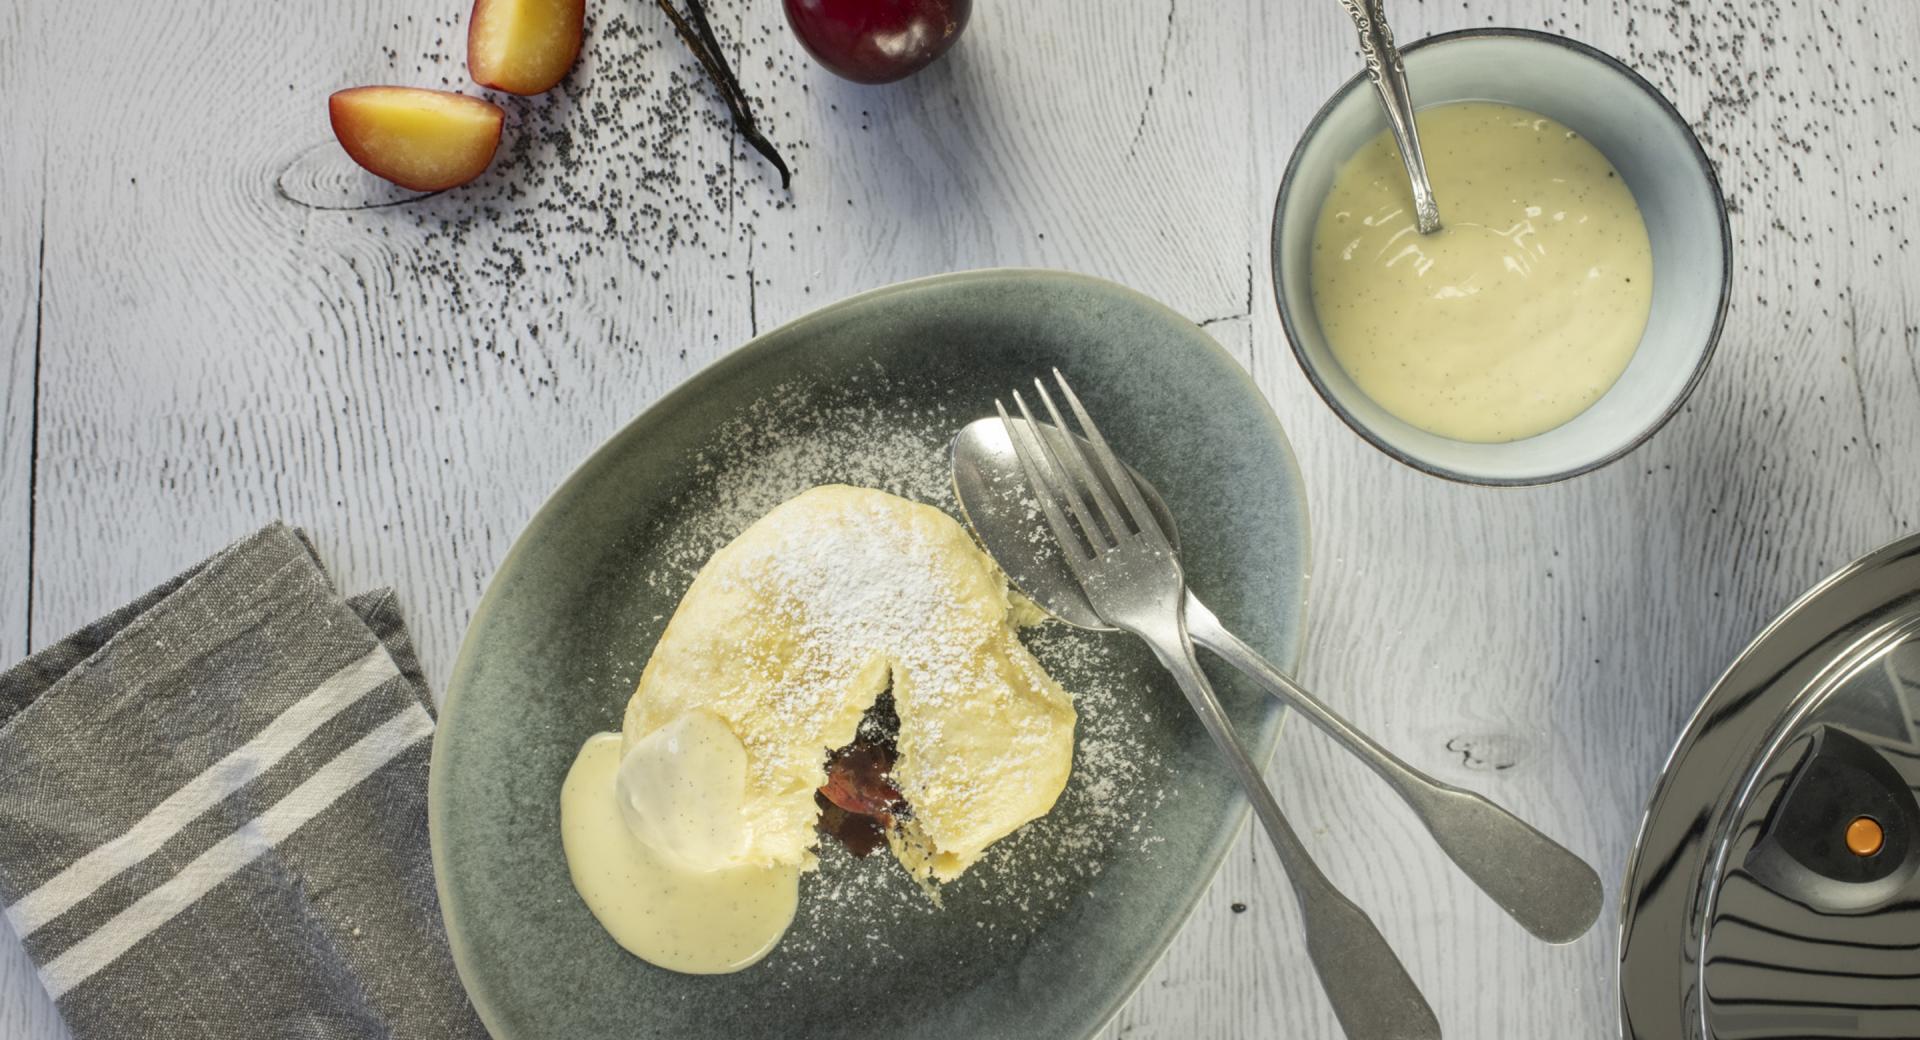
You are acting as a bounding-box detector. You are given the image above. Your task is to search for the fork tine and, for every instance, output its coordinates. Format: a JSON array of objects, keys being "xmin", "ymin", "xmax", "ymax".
[
  {"xmin": 1011, "ymin": 390, "xmax": 1111, "ymax": 553},
  {"xmin": 1049, "ymin": 368, "xmax": 1173, "ymax": 551},
  {"xmin": 1031, "ymin": 378, "xmax": 1128, "ymax": 546},
  {"xmin": 997, "ymin": 397, "xmax": 1095, "ymax": 565}
]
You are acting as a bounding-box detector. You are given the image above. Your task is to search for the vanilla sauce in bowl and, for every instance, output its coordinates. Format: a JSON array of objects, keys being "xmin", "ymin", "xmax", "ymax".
[{"xmin": 1310, "ymin": 101, "xmax": 1653, "ymax": 443}]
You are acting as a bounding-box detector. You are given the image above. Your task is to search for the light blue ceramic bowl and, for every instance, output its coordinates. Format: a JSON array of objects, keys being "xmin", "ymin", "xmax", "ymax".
[{"xmin": 1272, "ymin": 28, "xmax": 1730, "ymax": 486}]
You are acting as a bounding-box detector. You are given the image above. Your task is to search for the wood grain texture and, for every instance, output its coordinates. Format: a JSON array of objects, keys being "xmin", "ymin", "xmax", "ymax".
[
  {"xmin": 0, "ymin": 0, "xmax": 40, "ymax": 661},
  {"xmin": 0, "ymin": 1, "xmax": 62, "ymax": 1035},
  {"xmin": 1, "ymin": 0, "xmax": 1916, "ymax": 1036}
]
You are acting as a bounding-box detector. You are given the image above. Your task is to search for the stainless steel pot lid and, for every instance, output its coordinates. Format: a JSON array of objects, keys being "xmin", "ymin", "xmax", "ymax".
[{"xmin": 1620, "ymin": 533, "xmax": 1920, "ymax": 1039}]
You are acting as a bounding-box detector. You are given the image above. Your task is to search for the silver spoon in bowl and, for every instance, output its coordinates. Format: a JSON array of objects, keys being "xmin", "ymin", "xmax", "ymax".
[
  {"xmin": 951, "ymin": 417, "xmax": 1602, "ymax": 944},
  {"xmin": 1339, "ymin": 0, "xmax": 1442, "ymax": 234}
]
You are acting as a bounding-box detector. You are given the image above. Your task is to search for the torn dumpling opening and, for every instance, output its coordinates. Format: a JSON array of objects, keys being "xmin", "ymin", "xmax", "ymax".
[
  {"xmin": 815, "ymin": 691, "xmax": 907, "ymax": 859},
  {"xmin": 811, "ymin": 692, "xmax": 960, "ymax": 901}
]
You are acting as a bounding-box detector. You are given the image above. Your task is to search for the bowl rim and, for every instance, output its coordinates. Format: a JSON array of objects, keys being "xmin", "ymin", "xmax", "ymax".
[{"xmin": 1270, "ymin": 26, "xmax": 1733, "ymax": 487}]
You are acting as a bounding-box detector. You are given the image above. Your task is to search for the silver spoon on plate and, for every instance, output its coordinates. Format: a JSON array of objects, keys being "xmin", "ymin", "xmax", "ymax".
[
  {"xmin": 1339, "ymin": 0, "xmax": 1442, "ymax": 234},
  {"xmin": 950, "ymin": 416, "xmax": 1602, "ymax": 945}
]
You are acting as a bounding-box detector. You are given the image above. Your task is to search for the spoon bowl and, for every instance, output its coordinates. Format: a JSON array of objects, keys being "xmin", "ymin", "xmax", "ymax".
[{"xmin": 951, "ymin": 416, "xmax": 1178, "ymax": 631}]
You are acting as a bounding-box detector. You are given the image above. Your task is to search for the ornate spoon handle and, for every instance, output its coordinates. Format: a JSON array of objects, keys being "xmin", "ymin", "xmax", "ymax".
[{"xmin": 1339, "ymin": 0, "xmax": 1442, "ymax": 234}]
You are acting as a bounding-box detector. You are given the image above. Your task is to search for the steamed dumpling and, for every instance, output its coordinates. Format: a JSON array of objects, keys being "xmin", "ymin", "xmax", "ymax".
[{"xmin": 622, "ymin": 485, "xmax": 1076, "ymax": 883}]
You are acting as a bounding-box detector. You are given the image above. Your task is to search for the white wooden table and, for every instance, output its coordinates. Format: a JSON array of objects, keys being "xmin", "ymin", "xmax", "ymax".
[{"xmin": 4, "ymin": 0, "xmax": 1916, "ymax": 1035}]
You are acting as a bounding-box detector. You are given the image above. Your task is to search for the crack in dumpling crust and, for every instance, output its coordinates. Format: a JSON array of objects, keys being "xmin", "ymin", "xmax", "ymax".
[{"xmin": 622, "ymin": 484, "xmax": 1076, "ymax": 883}]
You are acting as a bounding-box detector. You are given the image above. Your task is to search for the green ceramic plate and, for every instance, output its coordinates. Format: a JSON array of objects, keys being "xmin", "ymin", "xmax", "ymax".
[{"xmin": 430, "ymin": 269, "xmax": 1310, "ymax": 1040}]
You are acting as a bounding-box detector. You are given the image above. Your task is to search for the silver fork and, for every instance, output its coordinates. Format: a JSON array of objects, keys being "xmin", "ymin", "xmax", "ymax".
[{"xmin": 998, "ymin": 371, "xmax": 1441, "ymax": 1040}]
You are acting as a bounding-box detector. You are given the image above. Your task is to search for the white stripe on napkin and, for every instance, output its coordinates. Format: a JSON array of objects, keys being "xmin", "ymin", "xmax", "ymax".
[
  {"xmin": 4, "ymin": 648, "xmax": 401, "ymax": 938},
  {"xmin": 36, "ymin": 703, "xmax": 435, "ymax": 1000}
]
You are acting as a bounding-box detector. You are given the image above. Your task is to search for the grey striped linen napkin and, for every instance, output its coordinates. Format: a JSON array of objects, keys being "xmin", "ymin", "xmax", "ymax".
[{"xmin": 0, "ymin": 522, "xmax": 485, "ymax": 1039}]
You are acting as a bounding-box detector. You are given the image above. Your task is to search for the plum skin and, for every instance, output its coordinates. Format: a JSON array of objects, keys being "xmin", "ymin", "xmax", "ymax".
[{"xmin": 782, "ymin": 0, "xmax": 973, "ymax": 85}]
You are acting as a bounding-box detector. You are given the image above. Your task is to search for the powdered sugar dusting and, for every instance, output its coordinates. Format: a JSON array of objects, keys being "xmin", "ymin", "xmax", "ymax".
[{"xmin": 706, "ymin": 487, "xmax": 1014, "ymax": 818}]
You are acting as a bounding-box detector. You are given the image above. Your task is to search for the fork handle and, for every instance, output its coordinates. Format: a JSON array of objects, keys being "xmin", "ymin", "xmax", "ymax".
[
  {"xmin": 1183, "ymin": 594, "xmax": 1603, "ymax": 945},
  {"xmin": 1142, "ymin": 621, "xmax": 1440, "ymax": 1040}
]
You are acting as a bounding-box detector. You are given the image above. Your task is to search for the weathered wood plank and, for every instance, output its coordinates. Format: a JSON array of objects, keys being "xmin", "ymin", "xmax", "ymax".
[
  {"xmin": 22, "ymin": 0, "xmax": 755, "ymax": 687},
  {"xmin": 1, "ymin": 0, "xmax": 41, "ymax": 658},
  {"xmin": 739, "ymin": 0, "xmax": 1255, "ymax": 333},
  {"xmin": 0, "ymin": 1, "xmax": 65, "ymax": 1035}
]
